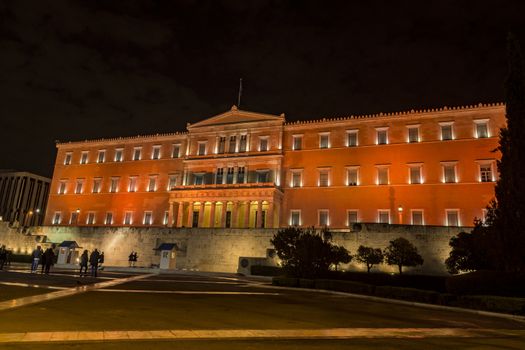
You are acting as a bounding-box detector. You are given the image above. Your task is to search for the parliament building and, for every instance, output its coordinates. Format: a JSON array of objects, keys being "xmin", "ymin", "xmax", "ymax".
[{"xmin": 44, "ymin": 103, "xmax": 504, "ymax": 229}]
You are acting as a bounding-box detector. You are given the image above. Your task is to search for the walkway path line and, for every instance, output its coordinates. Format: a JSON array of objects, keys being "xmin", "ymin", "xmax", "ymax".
[
  {"xmin": 0, "ymin": 327, "xmax": 524, "ymax": 343},
  {"xmin": 0, "ymin": 273, "xmax": 156, "ymax": 312}
]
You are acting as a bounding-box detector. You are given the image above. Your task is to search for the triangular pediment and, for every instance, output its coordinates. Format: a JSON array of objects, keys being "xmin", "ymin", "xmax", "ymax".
[{"xmin": 188, "ymin": 105, "xmax": 285, "ymax": 129}]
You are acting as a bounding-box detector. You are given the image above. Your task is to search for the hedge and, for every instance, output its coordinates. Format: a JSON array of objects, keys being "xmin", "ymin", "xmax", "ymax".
[
  {"xmin": 250, "ymin": 265, "xmax": 283, "ymax": 276},
  {"xmin": 374, "ymin": 286, "xmax": 441, "ymax": 304},
  {"xmin": 446, "ymin": 270, "xmax": 525, "ymax": 297},
  {"xmin": 455, "ymin": 295, "xmax": 525, "ymax": 315}
]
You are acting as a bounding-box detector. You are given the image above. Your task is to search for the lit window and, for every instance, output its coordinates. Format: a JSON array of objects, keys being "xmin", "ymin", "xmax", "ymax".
[
  {"xmin": 217, "ymin": 137, "xmax": 226, "ymax": 154},
  {"xmin": 92, "ymin": 178, "xmax": 101, "ymax": 193},
  {"xmin": 376, "ymin": 128, "xmax": 388, "ymax": 145},
  {"xmin": 408, "ymin": 126, "xmax": 420, "ymax": 143},
  {"xmin": 377, "ymin": 167, "xmax": 389, "ymax": 185},
  {"xmin": 229, "ymin": 136, "xmax": 236, "ymax": 153},
  {"xmin": 75, "ymin": 179, "xmax": 84, "ymax": 194},
  {"xmin": 216, "ymin": 168, "xmax": 224, "ymax": 184},
  {"xmin": 318, "ymin": 210, "xmax": 329, "ymax": 226},
  {"xmin": 442, "ymin": 163, "xmax": 457, "ymax": 183},
  {"xmin": 86, "ymin": 212, "xmax": 96, "ymax": 225},
  {"xmin": 318, "ymin": 169, "xmax": 330, "ymax": 187},
  {"xmin": 346, "ymin": 130, "xmax": 358, "ymax": 147},
  {"xmin": 64, "ymin": 152, "xmax": 72, "ymax": 165},
  {"xmin": 148, "ymin": 176, "xmax": 157, "ymax": 192},
  {"xmin": 226, "ymin": 167, "xmax": 235, "ymax": 184},
  {"xmin": 411, "ymin": 210, "xmax": 424, "ymax": 225},
  {"xmin": 163, "ymin": 211, "xmax": 169, "ymax": 225},
  {"xmin": 237, "ymin": 167, "xmax": 246, "ymax": 183},
  {"xmin": 290, "ymin": 210, "xmax": 301, "ymax": 226},
  {"xmin": 319, "ymin": 133, "xmax": 330, "ymax": 149},
  {"xmin": 446, "ymin": 209, "xmax": 459, "ymax": 226},
  {"xmin": 143, "ymin": 211, "xmax": 153, "ymax": 225},
  {"xmin": 52, "ymin": 212, "xmax": 61, "ymax": 225},
  {"xmin": 378, "ymin": 210, "xmax": 390, "ymax": 224},
  {"xmin": 239, "ymin": 135, "xmax": 247, "ymax": 152},
  {"xmin": 257, "ymin": 170, "xmax": 269, "ymax": 183},
  {"xmin": 105, "ymin": 212, "xmax": 113, "ymax": 225},
  {"xmin": 440, "ymin": 123, "xmax": 454, "ymax": 141},
  {"xmin": 123, "ymin": 212, "xmax": 133, "ymax": 225},
  {"xmin": 292, "ymin": 135, "xmax": 303, "ymax": 150},
  {"xmin": 480, "ymin": 164, "xmax": 493, "ymax": 182},
  {"xmin": 109, "ymin": 177, "xmax": 120, "ymax": 193},
  {"xmin": 409, "ymin": 165, "xmax": 422, "ymax": 184},
  {"xmin": 58, "ymin": 181, "xmax": 67, "ymax": 194},
  {"xmin": 474, "ymin": 120, "xmax": 489, "ymax": 138},
  {"xmin": 168, "ymin": 175, "xmax": 178, "ymax": 190},
  {"xmin": 259, "ymin": 137, "xmax": 269, "ymax": 151},
  {"xmin": 198, "ymin": 142, "xmax": 207, "ymax": 156},
  {"xmin": 172, "ymin": 144, "xmax": 181, "ymax": 158},
  {"xmin": 291, "ymin": 171, "xmax": 302, "ymax": 188},
  {"xmin": 133, "ymin": 147, "xmax": 142, "ymax": 161},
  {"xmin": 128, "ymin": 176, "xmax": 137, "ymax": 192},
  {"xmin": 152, "ymin": 145, "xmax": 161, "ymax": 160},
  {"xmin": 97, "ymin": 150, "xmax": 106, "ymax": 163},
  {"xmin": 80, "ymin": 151, "xmax": 89, "ymax": 164},
  {"xmin": 347, "ymin": 210, "xmax": 358, "ymax": 225},
  {"xmin": 114, "ymin": 148, "xmax": 123, "ymax": 162},
  {"xmin": 69, "ymin": 212, "xmax": 79, "ymax": 225},
  {"xmin": 346, "ymin": 167, "xmax": 359, "ymax": 186},
  {"xmin": 194, "ymin": 173, "xmax": 204, "ymax": 185}
]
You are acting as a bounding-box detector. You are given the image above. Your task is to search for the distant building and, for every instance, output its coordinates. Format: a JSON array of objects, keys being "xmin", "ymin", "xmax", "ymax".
[
  {"xmin": 44, "ymin": 103, "xmax": 504, "ymax": 228},
  {"xmin": 0, "ymin": 170, "xmax": 51, "ymax": 226}
]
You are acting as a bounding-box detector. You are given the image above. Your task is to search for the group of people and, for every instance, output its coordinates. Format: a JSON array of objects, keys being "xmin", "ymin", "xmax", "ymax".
[
  {"xmin": 0, "ymin": 245, "xmax": 10, "ymax": 270},
  {"xmin": 128, "ymin": 251, "xmax": 139, "ymax": 267},
  {"xmin": 79, "ymin": 249, "xmax": 104, "ymax": 277},
  {"xmin": 30, "ymin": 244, "xmax": 57, "ymax": 274}
]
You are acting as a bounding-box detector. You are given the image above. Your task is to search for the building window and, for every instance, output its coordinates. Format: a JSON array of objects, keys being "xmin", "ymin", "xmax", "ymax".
[
  {"xmin": 237, "ymin": 167, "xmax": 245, "ymax": 183},
  {"xmin": 114, "ymin": 148, "xmax": 123, "ymax": 162},
  {"xmin": 172, "ymin": 144, "xmax": 181, "ymax": 158},
  {"xmin": 291, "ymin": 171, "xmax": 302, "ymax": 188},
  {"xmin": 446, "ymin": 209, "xmax": 460, "ymax": 226},
  {"xmin": 259, "ymin": 137, "xmax": 269, "ymax": 151},
  {"xmin": 80, "ymin": 151, "xmax": 89, "ymax": 164},
  {"xmin": 92, "ymin": 178, "xmax": 101, "ymax": 193},
  {"xmin": 229, "ymin": 136, "xmax": 236, "ymax": 153},
  {"xmin": 105, "ymin": 212, "xmax": 113, "ymax": 225},
  {"xmin": 318, "ymin": 169, "xmax": 330, "ymax": 187},
  {"xmin": 378, "ymin": 210, "xmax": 390, "ymax": 224},
  {"xmin": 377, "ymin": 167, "xmax": 389, "ymax": 185},
  {"xmin": 346, "ymin": 167, "xmax": 359, "ymax": 186},
  {"xmin": 292, "ymin": 135, "xmax": 303, "ymax": 150},
  {"xmin": 440, "ymin": 123, "xmax": 454, "ymax": 140},
  {"xmin": 475, "ymin": 120, "xmax": 489, "ymax": 138},
  {"xmin": 408, "ymin": 126, "xmax": 420, "ymax": 143},
  {"xmin": 479, "ymin": 163, "xmax": 494, "ymax": 182},
  {"xmin": 257, "ymin": 170, "xmax": 269, "ymax": 183},
  {"xmin": 192, "ymin": 211, "xmax": 199, "ymax": 228},
  {"xmin": 411, "ymin": 210, "xmax": 424, "ymax": 225},
  {"xmin": 123, "ymin": 212, "xmax": 133, "ymax": 225},
  {"xmin": 442, "ymin": 163, "xmax": 457, "ymax": 183},
  {"xmin": 198, "ymin": 142, "xmax": 207, "ymax": 156},
  {"xmin": 64, "ymin": 152, "xmax": 72, "ymax": 165},
  {"xmin": 143, "ymin": 211, "xmax": 153, "ymax": 225},
  {"xmin": 163, "ymin": 211, "xmax": 169, "ymax": 225},
  {"xmin": 152, "ymin": 145, "xmax": 161, "ymax": 160},
  {"xmin": 217, "ymin": 137, "xmax": 226, "ymax": 154},
  {"xmin": 133, "ymin": 147, "xmax": 142, "ymax": 161},
  {"xmin": 168, "ymin": 175, "xmax": 178, "ymax": 190},
  {"xmin": 97, "ymin": 150, "xmax": 106, "ymax": 163},
  {"xmin": 69, "ymin": 212, "xmax": 79, "ymax": 225},
  {"xmin": 376, "ymin": 128, "xmax": 388, "ymax": 145},
  {"xmin": 128, "ymin": 176, "xmax": 137, "ymax": 192},
  {"xmin": 318, "ymin": 210, "xmax": 329, "ymax": 226},
  {"xmin": 409, "ymin": 165, "xmax": 422, "ymax": 184},
  {"xmin": 148, "ymin": 176, "xmax": 157, "ymax": 192},
  {"xmin": 75, "ymin": 179, "xmax": 84, "ymax": 194},
  {"xmin": 58, "ymin": 181, "xmax": 67, "ymax": 194},
  {"xmin": 109, "ymin": 177, "xmax": 120, "ymax": 193},
  {"xmin": 347, "ymin": 210, "xmax": 358, "ymax": 225},
  {"xmin": 290, "ymin": 210, "xmax": 301, "ymax": 226},
  {"xmin": 194, "ymin": 173, "xmax": 204, "ymax": 185},
  {"xmin": 226, "ymin": 167, "xmax": 234, "ymax": 184},
  {"xmin": 346, "ymin": 130, "xmax": 358, "ymax": 147},
  {"xmin": 86, "ymin": 212, "xmax": 95, "ymax": 225},
  {"xmin": 52, "ymin": 212, "xmax": 61, "ymax": 225},
  {"xmin": 319, "ymin": 133, "xmax": 330, "ymax": 149},
  {"xmin": 216, "ymin": 168, "xmax": 224, "ymax": 184},
  {"xmin": 239, "ymin": 135, "xmax": 247, "ymax": 152}
]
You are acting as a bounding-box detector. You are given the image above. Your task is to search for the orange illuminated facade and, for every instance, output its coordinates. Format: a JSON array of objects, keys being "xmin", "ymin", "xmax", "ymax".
[{"xmin": 44, "ymin": 103, "xmax": 505, "ymax": 229}]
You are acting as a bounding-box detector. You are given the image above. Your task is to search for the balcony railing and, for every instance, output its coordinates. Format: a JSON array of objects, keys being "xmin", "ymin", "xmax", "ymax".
[{"xmin": 170, "ymin": 182, "xmax": 277, "ymax": 191}]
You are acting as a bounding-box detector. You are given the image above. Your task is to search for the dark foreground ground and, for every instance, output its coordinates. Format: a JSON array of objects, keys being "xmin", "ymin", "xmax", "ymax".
[{"xmin": 0, "ymin": 263, "xmax": 524, "ymax": 349}]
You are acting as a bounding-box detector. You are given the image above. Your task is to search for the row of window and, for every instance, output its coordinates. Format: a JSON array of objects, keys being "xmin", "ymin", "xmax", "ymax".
[
  {"xmin": 51, "ymin": 210, "xmax": 169, "ymax": 226},
  {"xmin": 291, "ymin": 119, "xmax": 491, "ymax": 150},
  {"xmin": 64, "ymin": 144, "xmax": 183, "ymax": 165}
]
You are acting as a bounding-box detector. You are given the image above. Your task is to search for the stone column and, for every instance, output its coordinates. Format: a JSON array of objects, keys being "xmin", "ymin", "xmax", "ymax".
[
  {"xmin": 177, "ymin": 202, "xmax": 184, "ymax": 227},
  {"xmin": 198, "ymin": 202, "xmax": 205, "ymax": 227},
  {"xmin": 266, "ymin": 201, "xmax": 274, "ymax": 228},
  {"xmin": 187, "ymin": 201, "xmax": 194, "ymax": 227},
  {"xmin": 244, "ymin": 201, "xmax": 251, "ymax": 228},
  {"xmin": 256, "ymin": 200, "xmax": 263, "ymax": 228},
  {"xmin": 209, "ymin": 201, "xmax": 216, "ymax": 228},
  {"xmin": 168, "ymin": 201, "xmax": 174, "ymax": 227},
  {"xmin": 220, "ymin": 202, "xmax": 228, "ymax": 227},
  {"xmin": 232, "ymin": 201, "xmax": 240, "ymax": 228}
]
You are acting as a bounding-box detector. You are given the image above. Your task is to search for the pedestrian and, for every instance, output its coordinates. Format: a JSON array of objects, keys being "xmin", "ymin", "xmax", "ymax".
[
  {"xmin": 89, "ymin": 249, "xmax": 100, "ymax": 277},
  {"xmin": 128, "ymin": 251, "xmax": 134, "ymax": 267},
  {"xmin": 43, "ymin": 244, "xmax": 56, "ymax": 275},
  {"xmin": 98, "ymin": 252, "xmax": 104, "ymax": 271},
  {"xmin": 79, "ymin": 250, "xmax": 88, "ymax": 277},
  {"xmin": 40, "ymin": 250, "xmax": 47, "ymax": 274},
  {"xmin": 133, "ymin": 251, "xmax": 138, "ymax": 267},
  {"xmin": 0, "ymin": 245, "xmax": 6, "ymax": 270},
  {"xmin": 30, "ymin": 246, "xmax": 43, "ymax": 273}
]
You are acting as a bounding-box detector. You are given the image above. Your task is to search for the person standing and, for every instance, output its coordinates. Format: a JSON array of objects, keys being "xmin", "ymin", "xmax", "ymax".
[
  {"xmin": 30, "ymin": 246, "xmax": 43, "ymax": 273},
  {"xmin": 98, "ymin": 252, "xmax": 104, "ymax": 271},
  {"xmin": 89, "ymin": 249, "xmax": 100, "ymax": 277},
  {"xmin": 128, "ymin": 251, "xmax": 134, "ymax": 267},
  {"xmin": 79, "ymin": 250, "xmax": 89, "ymax": 277},
  {"xmin": 43, "ymin": 244, "xmax": 56, "ymax": 275},
  {"xmin": 133, "ymin": 251, "xmax": 138, "ymax": 267},
  {"xmin": 0, "ymin": 245, "xmax": 6, "ymax": 270}
]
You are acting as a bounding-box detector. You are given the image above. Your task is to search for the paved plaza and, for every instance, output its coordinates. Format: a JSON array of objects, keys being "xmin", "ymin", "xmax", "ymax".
[{"xmin": 0, "ymin": 263, "xmax": 524, "ymax": 349}]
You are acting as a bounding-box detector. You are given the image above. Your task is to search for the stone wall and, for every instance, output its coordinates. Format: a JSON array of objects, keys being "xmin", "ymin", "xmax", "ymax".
[{"xmin": 0, "ymin": 222, "xmax": 468, "ymax": 275}]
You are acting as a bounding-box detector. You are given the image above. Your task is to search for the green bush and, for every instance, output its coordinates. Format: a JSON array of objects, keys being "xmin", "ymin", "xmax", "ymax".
[
  {"xmin": 374, "ymin": 286, "xmax": 441, "ymax": 304},
  {"xmin": 272, "ymin": 277, "xmax": 299, "ymax": 287},
  {"xmin": 446, "ymin": 270, "xmax": 525, "ymax": 297},
  {"xmin": 250, "ymin": 265, "xmax": 283, "ymax": 276},
  {"xmin": 456, "ymin": 295, "xmax": 525, "ymax": 315}
]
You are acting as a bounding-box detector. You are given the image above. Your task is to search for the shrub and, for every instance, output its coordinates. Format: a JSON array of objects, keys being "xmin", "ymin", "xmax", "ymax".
[
  {"xmin": 328, "ymin": 280, "xmax": 375, "ymax": 295},
  {"xmin": 272, "ymin": 277, "xmax": 299, "ymax": 287},
  {"xmin": 374, "ymin": 286, "xmax": 440, "ymax": 304},
  {"xmin": 250, "ymin": 265, "xmax": 283, "ymax": 276},
  {"xmin": 299, "ymin": 279, "xmax": 315, "ymax": 288},
  {"xmin": 446, "ymin": 270, "xmax": 525, "ymax": 297},
  {"xmin": 355, "ymin": 245, "xmax": 383, "ymax": 273},
  {"xmin": 456, "ymin": 295, "xmax": 525, "ymax": 315},
  {"xmin": 384, "ymin": 237, "xmax": 424, "ymax": 274}
]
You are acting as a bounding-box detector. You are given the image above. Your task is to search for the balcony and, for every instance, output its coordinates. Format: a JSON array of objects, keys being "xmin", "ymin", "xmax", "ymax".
[{"xmin": 170, "ymin": 182, "xmax": 277, "ymax": 191}]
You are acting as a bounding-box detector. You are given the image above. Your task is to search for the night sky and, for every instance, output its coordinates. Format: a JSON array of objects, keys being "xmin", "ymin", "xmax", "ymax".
[{"xmin": 1, "ymin": 0, "xmax": 525, "ymax": 177}]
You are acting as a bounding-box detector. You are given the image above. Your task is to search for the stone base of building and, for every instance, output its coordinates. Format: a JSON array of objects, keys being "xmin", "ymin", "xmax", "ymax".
[{"xmin": 0, "ymin": 222, "xmax": 468, "ymax": 275}]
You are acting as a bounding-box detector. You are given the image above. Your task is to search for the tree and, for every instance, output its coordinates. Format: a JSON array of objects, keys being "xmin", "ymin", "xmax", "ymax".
[
  {"xmin": 384, "ymin": 237, "xmax": 423, "ymax": 274},
  {"xmin": 271, "ymin": 226, "xmax": 351, "ymax": 278},
  {"xmin": 355, "ymin": 245, "xmax": 383, "ymax": 273}
]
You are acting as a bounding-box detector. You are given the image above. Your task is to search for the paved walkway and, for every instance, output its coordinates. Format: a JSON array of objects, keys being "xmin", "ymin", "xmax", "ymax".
[{"xmin": 0, "ymin": 327, "xmax": 524, "ymax": 343}]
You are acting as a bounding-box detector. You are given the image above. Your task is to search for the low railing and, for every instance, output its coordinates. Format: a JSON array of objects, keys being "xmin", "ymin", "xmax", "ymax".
[{"xmin": 170, "ymin": 182, "xmax": 277, "ymax": 191}]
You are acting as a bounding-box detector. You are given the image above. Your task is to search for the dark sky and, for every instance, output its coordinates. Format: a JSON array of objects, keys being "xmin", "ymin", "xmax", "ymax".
[{"xmin": 1, "ymin": 0, "xmax": 525, "ymax": 177}]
